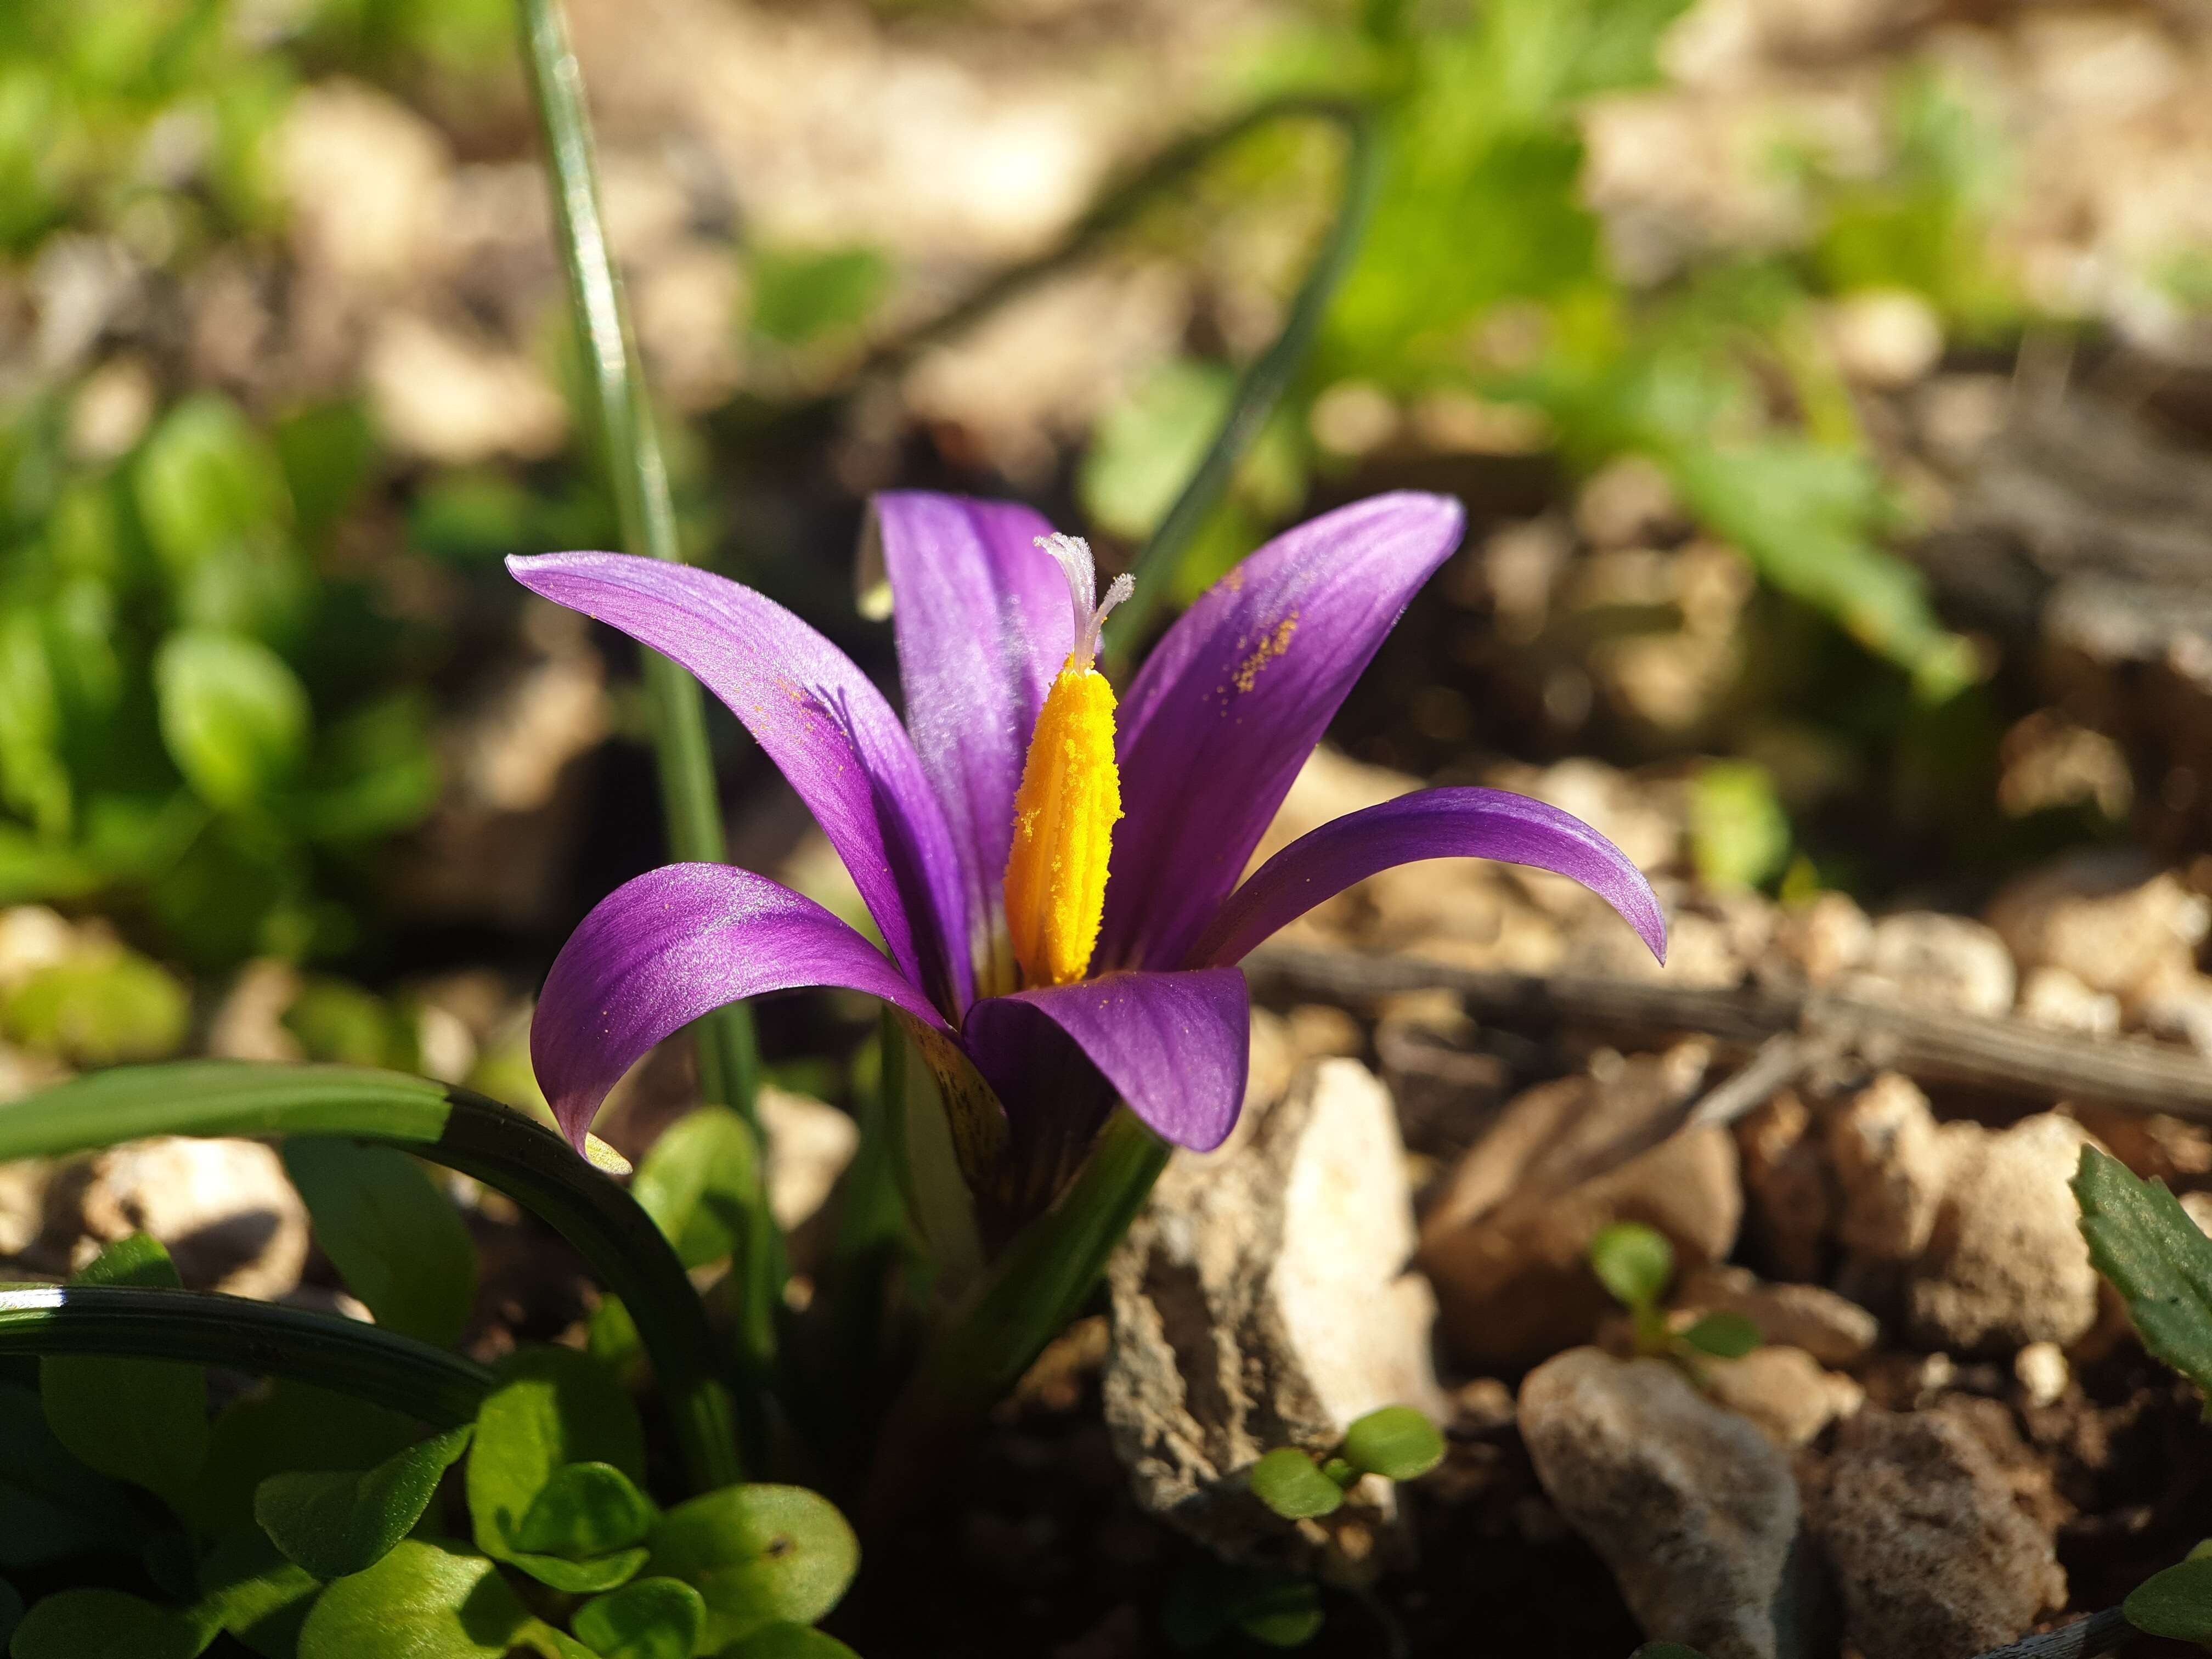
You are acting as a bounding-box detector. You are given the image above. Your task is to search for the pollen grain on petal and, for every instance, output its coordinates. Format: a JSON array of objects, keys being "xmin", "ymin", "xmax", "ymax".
[{"xmin": 1229, "ymin": 612, "xmax": 1300, "ymax": 695}]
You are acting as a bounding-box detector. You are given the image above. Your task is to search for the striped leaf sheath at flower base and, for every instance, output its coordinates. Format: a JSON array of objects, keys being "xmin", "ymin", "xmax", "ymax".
[{"xmin": 509, "ymin": 492, "xmax": 1667, "ymax": 1231}]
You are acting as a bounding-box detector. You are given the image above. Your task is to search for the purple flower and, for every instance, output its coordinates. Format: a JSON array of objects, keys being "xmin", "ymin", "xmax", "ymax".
[{"xmin": 509, "ymin": 491, "xmax": 1664, "ymax": 1225}]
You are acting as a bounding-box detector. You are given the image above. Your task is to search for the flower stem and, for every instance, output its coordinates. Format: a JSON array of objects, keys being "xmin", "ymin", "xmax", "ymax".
[
  {"xmin": 516, "ymin": 0, "xmax": 782, "ymax": 1438},
  {"xmin": 0, "ymin": 1285, "xmax": 494, "ymax": 1427},
  {"xmin": 0, "ymin": 1062, "xmax": 740, "ymax": 1491},
  {"xmin": 862, "ymin": 1107, "xmax": 1169, "ymax": 1526},
  {"xmin": 514, "ymin": 0, "xmax": 759, "ymax": 1124}
]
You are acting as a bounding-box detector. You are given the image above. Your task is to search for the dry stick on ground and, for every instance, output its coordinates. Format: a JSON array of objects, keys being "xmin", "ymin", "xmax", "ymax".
[
  {"xmin": 1966, "ymin": 1606, "xmax": 2135, "ymax": 1659},
  {"xmin": 1243, "ymin": 943, "xmax": 2212, "ymax": 1124}
]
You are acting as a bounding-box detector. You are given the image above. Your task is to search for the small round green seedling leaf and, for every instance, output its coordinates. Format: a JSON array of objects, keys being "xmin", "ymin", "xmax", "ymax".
[
  {"xmin": 630, "ymin": 1107, "xmax": 762, "ymax": 1271},
  {"xmin": 2127, "ymin": 1556, "xmax": 2212, "ymax": 1643},
  {"xmin": 515, "ymin": 1622, "xmax": 599, "ymax": 1659},
  {"xmin": 647, "ymin": 1484, "xmax": 859, "ymax": 1649},
  {"xmin": 468, "ymin": 1347, "xmax": 645, "ymax": 1570},
  {"xmin": 282, "ymin": 1139, "xmax": 477, "ymax": 1347},
  {"xmin": 1679, "ymin": 1311, "xmax": 1763, "ymax": 1360},
  {"xmin": 1247, "ymin": 1449, "xmax": 1344, "ymax": 1520},
  {"xmin": 42, "ymin": 1235, "xmax": 208, "ymax": 1509},
  {"xmin": 514, "ymin": 1462, "xmax": 656, "ymax": 1560},
  {"xmin": 254, "ymin": 1425, "xmax": 472, "ymax": 1581},
  {"xmin": 724, "ymin": 1622, "xmax": 864, "ymax": 1657},
  {"xmin": 1238, "ymin": 1578, "xmax": 1324, "ymax": 1650},
  {"xmin": 155, "ymin": 630, "xmax": 311, "ymax": 811},
  {"xmin": 0, "ymin": 1381, "xmax": 144, "ymax": 1568},
  {"xmin": 296, "ymin": 1539, "xmax": 528, "ymax": 1659},
  {"xmin": 185, "ymin": 1380, "xmax": 419, "ymax": 1541},
  {"xmin": 196, "ymin": 1525, "xmax": 321, "ymax": 1659},
  {"xmin": 9, "ymin": 1588, "xmax": 216, "ymax": 1659},
  {"xmin": 1340, "ymin": 1407, "xmax": 1446, "ymax": 1483},
  {"xmin": 573, "ymin": 1576, "xmax": 706, "ymax": 1659},
  {"xmin": 1589, "ymin": 1222, "xmax": 1673, "ymax": 1311}
]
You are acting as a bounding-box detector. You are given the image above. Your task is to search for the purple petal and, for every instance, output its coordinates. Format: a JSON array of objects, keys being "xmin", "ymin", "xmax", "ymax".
[
  {"xmin": 1188, "ymin": 787, "xmax": 1669, "ymax": 968},
  {"xmin": 531, "ymin": 862, "xmax": 947, "ymax": 1152},
  {"xmin": 866, "ymin": 493, "xmax": 1074, "ymax": 990},
  {"xmin": 509, "ymin": 551, "xmax": 971, "ymax": 1013},
  {"xmin": 1098, "ymin": 493, "xmax": 1466, "ymax": 972},
  {"xmin": 963, "ymin": 968, "xmax": 1251, "ymax": 1152}
]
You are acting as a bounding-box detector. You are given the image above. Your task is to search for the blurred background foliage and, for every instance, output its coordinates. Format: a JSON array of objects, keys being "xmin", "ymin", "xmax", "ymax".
[{"xmin": 1, "ymin": 0, "xmax": 2206, "ymax": 1069}]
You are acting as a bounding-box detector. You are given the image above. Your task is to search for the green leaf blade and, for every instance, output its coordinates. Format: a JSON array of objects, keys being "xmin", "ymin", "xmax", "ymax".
[
  {"xmin": 1247, "ymin": 1449, "xmax": 1345, "ymax": 1520},
  {"xmin": 254, "ymin": 1425, "xmax": 473, "ymax": 1581},
  {"xmin": 573, "ymin": 1577, "xmax": 706, "ymax": 1659},
  {"xmin": 646, "ymin": 1485, "xmax": 858, "ymax": 1649},
  {"xmin": 295, "ymin": 1539, "xmax": 528, "ymax": 1659},
  {"xmin": 468, "ymin": 1347, "xmax": 646, "ymax": 1570},
  {"xmin": 1340, "ymin": 1407, "xmax": 1446, "ymax": 1483},
  {"xmin": 1588, "ymin": 1221, "xmax": 1673, "ymax": 1311},
  {"xmin": 282, "ymin": 1139, "xmax": 477, "ymax": 1347},
  {"xmin": 8, "ymin": 1588, "xmax": 216, "ymax": 1659},
  {"xmin": 2073, "ymin": 1146, "xmax": 2212, "ymax": 1397},
  {"xmin": 1681, "ymin": 1311, "xmax": 1763, "ymax": 1360},
  {"xmin": 2128, "ymin": 1556, "xmax": 2212, "ymax": 1643}
]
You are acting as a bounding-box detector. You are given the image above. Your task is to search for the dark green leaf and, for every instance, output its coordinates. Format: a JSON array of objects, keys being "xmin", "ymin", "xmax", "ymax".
[
  {"xmin": 196, "ymin": 1525, "xmax": 321, "ymax": 1659},
  {"xmin": 185, "ymin": 1380, "xmax": 421, "ymax": 1539},
  {"xmin": 133, "ymin": 397, "xmax": 290, "ymax": 574},
  {"xmin": 0, "ymin": 1581, "xmax": 20, "ymax": 1647},
  {"xmin": 2073, "ymin": 1147, "xmax": 2212, "ymax": 1396},
  {"xmin": 0, "ymin": 1381, "xmax": 143, "ymax": 1568},
  {"xmin": 1687, "ymin": 762, "xmax": 1791, "ymax": 893},
  {"xmin": 282, "ymin": 1139, "xmax": 476, "ymax": 1347},
  {"xmin": 1588, "ymin": 1222, "xmax": 1673, "ymax": 1312},
  {"xmin": 630, "ymin": 1107, "xmax": 760, "ymax": 1271},
  {"xmin": 724, "ymin": 1623, "xmax": 862, "ymax": 1658},
  {"xmin": 1246, "ymin": 1449, "xmax": 1344, "ymax": 1520},
  {"xmin": 1680, "ymin": 1311, "xmax": 1763, "ymax": 1360},
  {"xmin": 514, "ymin": 1462, "xmax": 655, "ymax": 1559},
  {"xmin": 295, "ymin": 1539, "xmax": 528, "ymax": 1659},
  {"xmin": 468, "ymin": 1347, "xmax": 646, "ymax": 1589},
  {"xmin": 1163, "ymin": 1564, "xmax": 1322, "ymax": 1653},
  {"xmin": 8, "ymin": 1588, "xmax": 217, "ymax": 1659},
  {"xmin": 254, "ymin": 1426, "xmax": 472, "ymax": 1581},
  {"xmin": 1340, "ymin": 1407, "xmax": 1446, "ymax": 1482},
  {"xmin": 646, "ymin": 1485, "xmax": 858, "ymax": 1649},
  {"xmin": 154, "ymin": 630, "xmax": 310, "ymax": 811},
  {"xmin": 515, "ymin": 1622, "xmax": 599, "ymax": 1658},
  {"xmin": 572, "ymin": 1577, "xmax": 706, "ymax": 1659},
  {"xmin": 1238, "ymin": 1578, "xmax": 1323, "ymax": 1649},
  {"xmin": 281, "ymin": 982, "xmax": 418, "ymax": 1071},
  {"xmin": 42, "ymin": 1235, "xmax": 208, "ymax": 1508},
  {"xmin": 2129, "ymin": 1555, "xmax": 2212, "ymax": 1642}
]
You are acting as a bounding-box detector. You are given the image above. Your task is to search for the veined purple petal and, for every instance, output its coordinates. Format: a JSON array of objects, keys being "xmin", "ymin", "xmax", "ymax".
[
  {"xmin": 963, "ymin": 968, "xmax": 1251, "ymax": 1152},
  {"xmin": 1188, "ymin": 787, "xmax": 1669, "ymax": 968},
  {"xmin": 509, "ymin": 551, "xmax": 971, "ymax": 1013},
  {"xmin": 1098, "ymin": 493, "xmax": 1466, "ymax": 972},
  {"xmin": 866, "ymin": 493, "xmax": 1074, "ymax": 991},
  {"xmin": 531, "ymin": 862, "xmax": 947, "ymax": 1152}
]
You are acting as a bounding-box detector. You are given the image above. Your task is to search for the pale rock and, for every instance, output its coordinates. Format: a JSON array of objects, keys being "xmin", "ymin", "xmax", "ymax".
[
  {"xmin": 1675, "ymin": 1265, "xmax": 1878, "ymax": 1367},
  {"xmin": 0, "ymin": 907, "xmax": 74, "ymax": 992},
  {"xmin": 2016, "ymin": 966, "xmax": 2120, "ymax": 1037},
  {"xmin": 1242, "ymin": 1009, "xmax": 1296, "ymax": 1131},
  {"xmin": 2015, "ymin": 1341, "xmax": 2069, "ymax": 1408},
  {"xmin": 2183, "ymin": 1189, "xmax": 2212, "ymax": 1239},
  {"xmin": 280, "ymin": 80, "xmax": 451, "ymax": 289},
  {"xmin": 1283, "ymin": 1005, "xmax": 1363, "ymax": 1063},
  {"xmin": 1809, "ymin": 1407, "xmax": 2066, "ymax": 1659},
  {"xmin": 365, "ymin": 314, "xmax": 568, "ymax": 466},
  {"xmin": 1906, "ymin": 1114, "xmax": 2102, "ymax": 1354},
  {"xmin": 1767, "ymin": 891, "xmax": 1871, "ymax": 986},
  {"xmin": 758, "ymin": 1085, "xmax": 860, "ymax": 1234},
  {"xmin": 1701, "ymin": 1345, "xmax": 1864, "ymax": 1448},
  {"xmin": 1736, "ymin": 1091, "xmax": 1835, "ymax": 1282},
  {"xmin": 1419, "ymin": 1043, "xmax": 1740, "ymax": 1369},
  {"xmin": 1828, "ymin": 1073, "xmax": 1950, "ymax": 1261},
  {"xmin": 58, "ymin": 1137, "xmax": 310, "ymax": 1300},
  {"xmin": 1520, "ymin": 1348, "xmax": 1799, "ymax": 1659},
  {"xmin": 1825, "ymin": 288, "xmax": 1943, "ymax": 388},
  {"xmin": 1104, "ymin": 1059, "xmax": 1443, "ymax": 1577},
  {"xmin": 0, "ymin": 1161, "xmax": 48, "ymax": 1256},
  {"xmin": 1985, "ymin": 850, "xmax": 2210, "ymax": 1000},
  {"xmin": 1575, "ymin": 455, "xmax": 1685, "ymax": 550},
  {"xmin": 206, "ymin": 960, "xmax": 304, "ymax": 1063},
  {"xmin": 2135, "ymin": 963, "xmax": 2212, "ymax": 1058},
  {"xmin": 1841, "ymin": 912, "xmax": 2016, "ymax": 1018}
]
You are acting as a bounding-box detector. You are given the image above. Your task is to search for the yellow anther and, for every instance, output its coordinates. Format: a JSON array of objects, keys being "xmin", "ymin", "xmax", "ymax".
[{"xmin": 1002, "ymin": 534, "xmax": 1131, "ymax": 988}]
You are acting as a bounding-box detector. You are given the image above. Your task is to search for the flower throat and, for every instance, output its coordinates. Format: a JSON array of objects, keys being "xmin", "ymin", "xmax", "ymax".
[{"xmin": 1002, "ymin": 535, "xmax": 1132, "ymax": 988}]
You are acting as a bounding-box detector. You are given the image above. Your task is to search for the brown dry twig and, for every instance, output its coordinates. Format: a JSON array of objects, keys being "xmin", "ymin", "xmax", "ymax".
[{"xmin": 1244, "ymin": 944, "xmax": 2212, "ymax": 1124}]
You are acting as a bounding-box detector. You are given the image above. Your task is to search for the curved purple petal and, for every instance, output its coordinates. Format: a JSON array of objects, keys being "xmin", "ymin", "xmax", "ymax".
[
  {"xmin": 509, "ymin": 551, "xmax": 970, "ymax": 1014},
  {"xmin": 963, "ymin": 968, "xmax": 1251, "ymax": 1152},
  {"xmin": 531, "ymin": 862, "xmax": 948, "ymax": 1152},
  {"xmin": 1188, "ymin": 787, "xmax": 1669, "ymax": 968},
  {"xmin": 1098, "ymin": 493, "xmax": 1466, "ymax": 972},
  {"xmin": 867, "ymin": 493, "xmax": 1074, "ymax": 992}
]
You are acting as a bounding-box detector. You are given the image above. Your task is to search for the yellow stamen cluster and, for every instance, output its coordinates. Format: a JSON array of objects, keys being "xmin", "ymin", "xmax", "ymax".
[{"xmin": 1001, "ymin": 533, "xmax": 1130, "ymax": 989}]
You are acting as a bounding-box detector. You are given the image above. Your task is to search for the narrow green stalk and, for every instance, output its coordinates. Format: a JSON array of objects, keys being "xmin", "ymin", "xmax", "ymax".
[
  {"xmin": 0, "ymin": 1062, "xmax": 738, "ymax": 1491},
  {"xmin": 514, "ymin": 0, "xmax": 759, "ymax": 1124},
  {"xmin": 862, "ymin": 1108, "xmax": 1168, "ymax": 1525},
  {"xmin": 0, "ymin": 1284, "xmax": 493, "ymax": 1427},
  {"xmin": 1115, "ymin": 101, "xmax": 1384, "ymax": 650}
]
